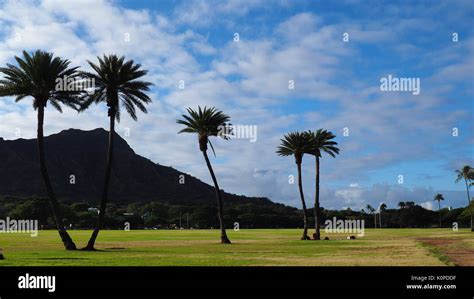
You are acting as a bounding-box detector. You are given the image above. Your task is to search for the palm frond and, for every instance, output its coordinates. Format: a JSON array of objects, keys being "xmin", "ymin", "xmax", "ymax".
[
  {"xmin": 0, "ymin": 50, "xmax": 81, "ymax": 111},
  {"xmin": 305, "ymin": 129, "xmax": 340, "ymax": 158},
  {"xmin": 455, "ymin": 165, "xmax": 473, "ymax": 183},
  {"xmin": 79, "ymin": 54, "xmax": 153, "ymax": 121},
  {"xmin": 176, "ymin": 106, "xmax": 231, "ymax": 138},
  {"xmin": 276, "ymin": 131, "xmax": 312, "ymax": 157},
  {"xmin": 176, "ymin": 106, "xmax": 231, "ymax": 154}
]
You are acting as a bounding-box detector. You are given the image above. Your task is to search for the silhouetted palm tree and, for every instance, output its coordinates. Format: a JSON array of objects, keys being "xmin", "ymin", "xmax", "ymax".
[
  {"xmin": 0, "ymin": 50, "xmax": 81, "ymax": 250},
  {"xmin": 433, "ymin": 194, "xmax": 444, "ymax": 228},
  {"xmin": 455, "ymin": 165, "xmax": 474, "ymax": 232},
  {"xmin": 306, "ymin": 129, "xmax": 339, "ymax": 240},
  {"xmin": 79, "ymin": 54, "xmax": 152, "ymax": 250},
  {"xmin": 277, "ymin": 131, "xmax": 313, "ymax": 240},
  {"xmin": 177, "ymin": 106, "xmax": 232, "ymax": 243}
]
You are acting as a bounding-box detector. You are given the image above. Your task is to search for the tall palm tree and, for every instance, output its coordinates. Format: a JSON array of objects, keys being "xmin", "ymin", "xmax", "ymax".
[
  {"xmin": 0, "ymin": 50, "xmax": 81, "ymax": 250},
  {"xmin": 433, "ymin": 194, "xmax": 444, "ymax": 228},
  {"xmin": 455, "ymin": 165, "xmax": 474, "ymax": 232},
  {"xmin": 277, "ymin": 131, "xmax": 313, "ymax": 240},
  {"xmin": 306, "ymin": 129, "xmax": 339, "ymax": 240},
  {"xmin": 177, "ymin": 106, "xmax": 232, "ymax": 243},
  {"xmin": 79, "ymin": 54, "xmax": 152, "ymax": 250}
]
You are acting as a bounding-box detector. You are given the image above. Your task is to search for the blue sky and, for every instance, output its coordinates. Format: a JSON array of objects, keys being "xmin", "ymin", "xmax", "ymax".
[{"xmin": 0, "ymin": 0, "xmax": 473, "ymax": 211}]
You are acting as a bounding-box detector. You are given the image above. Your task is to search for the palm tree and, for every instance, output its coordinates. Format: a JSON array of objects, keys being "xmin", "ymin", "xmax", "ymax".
[
  {"xmin": 79, "ymin": 54, "xmax": 152, "ymax": 250},
  {"xmin": 277, "ymin": 131, "xmax": 313, "ymax": 240},
  {"xmin": 366, "ymin": 204, "xmax": 376, "ymax": 228},
  {"xmin": 433, "ymin": 194, "xmax": 444, "ymax": 228},
  {"xmin": 0, "ymin": 50, "xmax": 81, "ymax": 250},
  {"xmin": 379, "ymin": 203, "xmax": 387, "ymax": 228},
  {"xmin": 455, "ymin": 165, "xmax": 474, "ymax": 232},
  {"xmin": 306, "ymin": 129, "xmax": 339, "ymax": 240},
  {"xmin": 177, "ymin": 106, "xmax": 232, "ymax": 244}
]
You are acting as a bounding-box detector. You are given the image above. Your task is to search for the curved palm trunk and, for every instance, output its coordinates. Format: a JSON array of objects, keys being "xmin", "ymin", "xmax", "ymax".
[
  {"xmin": 84, "ymin": 114, "xmax": 115, "ymax": 250},
  {"xmin": 202, "ymin": 150, "xmax": 231, "ymax": 244},
  {"xmin": 313, "ymin": 156, "xmax": 321, "ymax": 240},
  {"xmin": 464, "ymin": 179, "xmax": 473, "ymax": 232},
  {"xmin": 438, "ymin": 201, "xmax": 441, "ymax": 228},
  {"xmin": 37, "ymin": 105, "xmax": 76, "ymax": 250},
  {"xmin": 297, "ymin": 162, "xmax": 309, "ymax": 240}
]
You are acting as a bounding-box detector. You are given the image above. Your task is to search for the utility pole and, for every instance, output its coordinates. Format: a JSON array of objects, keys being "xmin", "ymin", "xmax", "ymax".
[
  {"xmin": 179, "ymin": 209, "xmax": 182, "ymax": 229},
  {"xmin": 186, "ymin": 212, "xmax": 189, "ymax": 229}
]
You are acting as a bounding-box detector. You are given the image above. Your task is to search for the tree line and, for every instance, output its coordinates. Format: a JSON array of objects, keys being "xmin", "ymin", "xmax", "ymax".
[{"xmin": 0, "ymin": 196, "xmax": 472, "ymax": 230}]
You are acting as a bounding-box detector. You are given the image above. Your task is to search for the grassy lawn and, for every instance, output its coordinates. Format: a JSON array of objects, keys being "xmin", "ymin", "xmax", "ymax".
[{"xmin": 0, "ymin": 229, "xmax": 473, "ymax": 266}]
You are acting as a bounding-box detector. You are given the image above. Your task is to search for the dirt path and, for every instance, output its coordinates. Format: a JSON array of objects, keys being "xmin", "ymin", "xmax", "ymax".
[{"xmin": 418, "ymin": 238, "xmax": 474, "ymax": 266}]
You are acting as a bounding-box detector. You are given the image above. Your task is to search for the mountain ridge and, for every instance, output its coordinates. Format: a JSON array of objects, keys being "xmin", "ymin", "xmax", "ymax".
[{"xmin": 0, "ymin": 128, "xmax": 294, "ymax": 211}]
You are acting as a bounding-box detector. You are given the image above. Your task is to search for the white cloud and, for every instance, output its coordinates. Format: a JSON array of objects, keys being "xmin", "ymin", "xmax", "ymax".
[{"xmin": 420, "ymin": 201, "xmax": 434, "ymax": 211}]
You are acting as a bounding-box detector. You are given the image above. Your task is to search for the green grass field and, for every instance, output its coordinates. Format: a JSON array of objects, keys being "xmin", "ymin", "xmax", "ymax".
[{"xmin": 0, "ymin": 229, "xmax": 473, "ymax": 266}]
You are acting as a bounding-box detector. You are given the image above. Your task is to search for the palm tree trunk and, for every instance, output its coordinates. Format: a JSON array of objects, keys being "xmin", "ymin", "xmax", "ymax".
[
  {"xmin": 438, "ymin": 201, "xmax": 441, "ymax": 228},
  {"xmin": 313, "ymin": 156, "xmax": 321, "ymax": 240},
  {"xmin": 84, "ymin": 114, "xmax": 115, "ymax": 250},
  {"xmin": 202, "ymin": 150, "xmax": 231, "ymax": 244},
  {"xmin": 297, "ymin": 162, "xmax": 309, "ymax": 240},
  {"xmin": 37, "ymin": 105, "xmax": 76, "ymax": 250},
  {"xmin": 374, "ymin": 213, "xmax": 377, "ymax": 228},
  {"xmin": 464, "ymin": 179, "xmax": 473, "ymax": 232}
]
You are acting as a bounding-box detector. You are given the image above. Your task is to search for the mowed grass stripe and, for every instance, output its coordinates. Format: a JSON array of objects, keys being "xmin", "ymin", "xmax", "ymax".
[{"xmin": 0, "ymin": 229, "xmax": 472, "ymax": 266}]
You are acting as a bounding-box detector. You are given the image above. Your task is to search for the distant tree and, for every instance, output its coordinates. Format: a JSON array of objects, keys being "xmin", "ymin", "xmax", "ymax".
[
  {"xmin": 9, "ymin": 198, "xmax": 51, "ymax": 224},
  {"xmin": 177, "ymin": 106, "xmax": 232, "ymax": 243},
  {"xmin": 0, "ymin": 50, "xmax": 81, "ymax": 250},
  {"xmin": 70, "ymin": 203, "xmax": 90, "ymax": 213},
  {"xmin": 366, "ymin": 204, "xmax": 376, "ymax": 228},
  {"xmin": 398, "ymin": 202, "xmax": 407, "ymax": 227},
  {"xmin": 306, "ymin": 129, "xmax": 340, "ymax": 240},
  {"xmin": 79, "ymin": 54, "xmax": 152, "ymax": 250},
  {"xmin": 277, "ymin": 131, "xmax": 313, "ymax": 240},
  {"xmin": 433, "ymin": 194, "xmax": 444, "ymax": 228},
  {"xmin": 379, "ymin": 203, "xmax": 387, "ymax": 228},
  {"xmin": 455, "ymin": 165, "xmax": 474, "ymax": 231}
]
